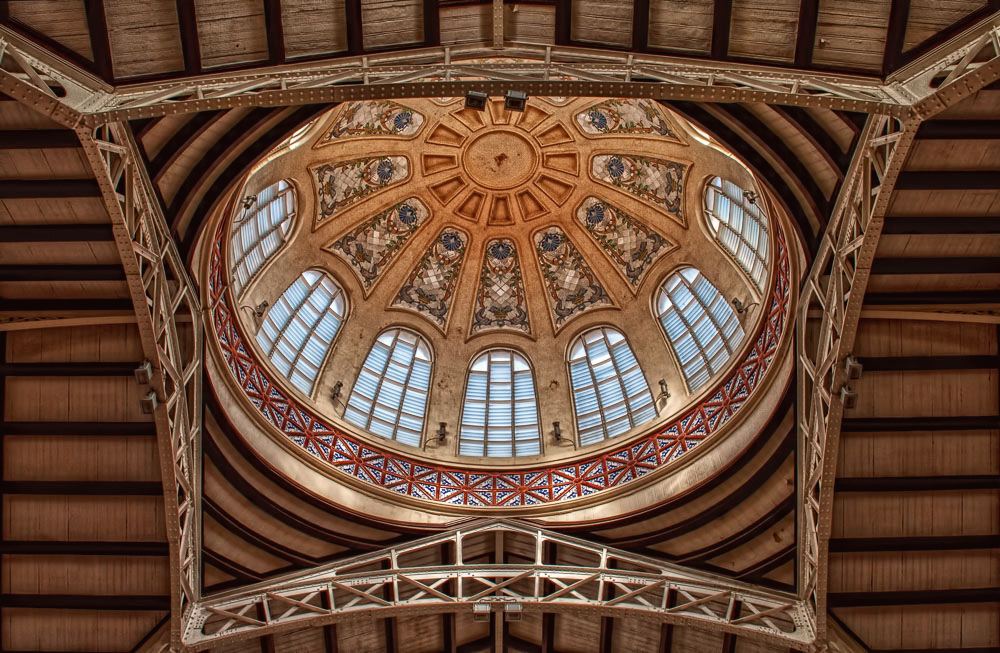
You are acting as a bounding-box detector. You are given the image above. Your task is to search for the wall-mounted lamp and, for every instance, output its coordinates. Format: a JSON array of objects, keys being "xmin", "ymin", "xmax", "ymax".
[
  {"xmin": 437, "ymin": 422, "xmax": 447, "ymax": 442},
  {"xmin": 743, "ymin": 189, "xmax": 759, "ymax": 205},
  {"xmin": 845, "ymin": 356, "xmax": 863, "ymax": 380},
  {"xmin": 232, "ymin": 194, "xmax": 258, "ymax": 224},
  {"xmin": 504, "ymin": 90, "xmax": 528, "ymax": 112},
  {"xmin": 504, "ymin": 602, "xmax": 523, "ymax": 621},
  {"xmin": 133, "ymin": 360, "xmax": 153, "ymax": 385},
  {"xmin": 253, "ymin": 300, "xmax": 269, "ymax": 317},
  {"xmin": 331, "ymin": 381, "xmax": 343, "ymax": 402},
  {"xmin": 472, "ymin": 603, "xmax": 491, "ymax": 622},
  {"xmin": 140, "ymin": 390, "xmax": 158, "ymax": 414},
  {"xmin": 840, "ymin": 385, "xmax": 858, "ymax": 410},
  {"xmin": 658, "ymin": 379, "xmax": 670, "ymax": 399},
  {"xmin": 465, "ymin": 91, "xmax": 488, "ymax": 111},
  {"xmin": 732, "ymin": 297, "xmax": 758, "ymax": 315}
]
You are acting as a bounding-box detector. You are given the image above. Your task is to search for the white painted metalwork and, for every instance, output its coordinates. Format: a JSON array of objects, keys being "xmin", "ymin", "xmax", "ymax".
[
  {"xmin": 1, "ymin": 14, "xmax": 997, "ymax": 126},
  {"xmin": 76, "ymin": 123, "xmax": 203, "ymax": 650},
  {"xmin": 183, "ymin": 519, "xmax": 813, "ymax": 650}
]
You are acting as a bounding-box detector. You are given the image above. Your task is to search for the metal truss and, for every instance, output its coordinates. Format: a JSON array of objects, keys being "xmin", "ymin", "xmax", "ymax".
[
  {"xmin": 76, "ymin": 122, "xmax": 203, "ymax": 650},
  {"xmin": 0, "ymin": 14, "xmax": 997, "ymax": 126},
  {"xmin": 794, "ymin": 17, "xmax": 1000, "ymax": 644},
  {"xmin": 184, "ymin": 519, "xmax": 813, "ymax": 650}
]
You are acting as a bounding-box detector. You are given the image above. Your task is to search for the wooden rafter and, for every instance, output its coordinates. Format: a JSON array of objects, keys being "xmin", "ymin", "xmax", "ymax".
[
  {"xmin": 882, "ymin": 0, "xmax": 910, "ymax": 74},
  {"xmin": 176, "ymin": 0, "xmax": 202, "ymax": 75},
  {"xmin": 711, "ymin": 0, "xmax": 733, "ymax": 59},
  {"xmin": 263, "ymin": 0, "xmax": 285, "ymax": 65},
  {"xmin": 83, "ymin": 0, "xmax": 113, "ymax": 80}
]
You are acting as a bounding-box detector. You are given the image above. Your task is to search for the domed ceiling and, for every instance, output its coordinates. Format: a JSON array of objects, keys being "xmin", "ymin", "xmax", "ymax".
[{"xmin": 202, "ymin": 95, "xmax": 795, "ymax": 513}]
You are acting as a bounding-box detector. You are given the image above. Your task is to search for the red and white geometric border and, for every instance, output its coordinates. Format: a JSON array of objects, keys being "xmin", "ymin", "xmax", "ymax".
[{"xmin": 208, "ymin": 219, "xmax": 790, "ymax": 507}]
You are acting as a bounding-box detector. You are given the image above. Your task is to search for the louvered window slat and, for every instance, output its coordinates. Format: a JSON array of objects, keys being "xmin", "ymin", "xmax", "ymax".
[{"xmin": 459, "ymin": 350, "xmax": 541, "ymax": 458}]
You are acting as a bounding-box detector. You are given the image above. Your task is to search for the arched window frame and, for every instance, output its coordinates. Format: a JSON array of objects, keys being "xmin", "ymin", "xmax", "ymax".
[
  {"xmin": 703, "ymin": 176, "xmax": 770, "ymax": 293},
  {"xmin": 230, "ymin": 179, "xmax": 296, "ymax": 298},
  {"xmin": 255, "ymin": 269, "xmax": 347, "ymax": 396},
  {"xmin": 459, "ymin": 348, "xmax": 542, "ymax": 458},
  {"xmin": 343, "ymin": 327, "xmax": 433, "ymax": 448},
  {"xmin": 655, "ymin": 266, "xmax": 745, "ymax": 393},
  {"xmin": 567, "ymin": 327, "xmax": 656, "ymax": 447}
]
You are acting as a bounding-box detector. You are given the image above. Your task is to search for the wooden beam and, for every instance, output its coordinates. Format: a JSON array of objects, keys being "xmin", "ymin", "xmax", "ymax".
[
  {"xmin": 0, "ymin": 179, "xmax": 101, "ymax": 198},
  {"xmin": 0, "ymin": 298, "xmax": 135, "ymax": 312},
  {"xmin": 554, "ymin": 0, "xmax": 570, "ymax": 45},
  {"xmin": 262, "ymin": 0, "xmax": 285, "ymax": 65},
  {"xmin": 203, "ymin": 549, "xmax": 265, "ymax": 583},
  {"xmin": 864, "ymin": 290, "xmax": 1000, "ymax": 305},
  {"xmin": 0, "ymin": 421, "xmax": 155, "ymax": 436},
  {"xmin": 883, "ymin": 216, "xmax": 1000, "ymax": 234},
  {"xmin": 147, "ymin": 110, "xmax": 225, "ymax": 181},
  {"xmin": 658, "ymin": 623, "xmax": 673, "ymax": 653},
  {"xmin": 0, "ymin": 265, "xmax": 125, "ymax": 282},
  {"xmin": 83, "ymin": 0, "xmax": 114, "ymax": 80},
  {"xmin": 721, "ymin": 633, "xmax": 737, "ymax": 653},
  {"xmin": 896, "ymin": 171, "xmax": 1000, "ymax": 190},
  {"xmin": 204, "ymin": 498, "xmax": 317, "ymax": 566},
  {"xmin": 0, "ymin": 130, "xmax": 80, "ymax": 149},
  {"xmin": 0, "ymin": 594, "xmax": 171, "ymax": 610},
  {"xmin": 631, "ymin": 0, "xmax": 650, "ymax": 52},
  {"xmin": 675, "ymin": 495, "xmax": 794, "ymax": 565},
  {"xmin": 882, "ymin": 0, "xmax": 910, "ymax": 74},
  {"xmin": 0, "ymin": 481, "xmax": 163, "ymax": 495},
  {"xmin": 828, "ymin": 588, "xmax": 1000, "ymax": 607},
  {"xmin": 424, "ymin": 0, "xmax": 440, "ymax": 46},
  {"xmin": 711, "ymin": 0, "xmax": 732, "ymax": 59},
  {"xmin": 0, "ymin": 224, "xmax": 114, "ymax": 241},
  {"xmin": 857, "ymin": 355, "xmax": 1000, "ymax": 371},
  {"xmin": 794, "ymin": 0, "xmax": 818, "ymax": 66},
  {"xmin": 842, "ymin": 415, "xmax": 1000, "ymax": 431},
  {"xmin": 345, "ymin": 0, "xmax": 364, "ymax": 55},
  {"xmin": 0, "ymin": 361, "xmax": 139, "ymax": 376},
  {"xmin": 176, "ymin": 0, "xmax": 202, "ymax": 75},
  {"xmin": 829, "ymin": 535, "xmax": 999, "ymax": 553},
  {"xmin": 0, "ymin": 541, "xmax": 169, "ymax": 555},
  {"xmin": 870, "ymin": 257, "xmax": 1000, "ymax": 275},
  {"xmin": 836, "ymin": 475, "xmax": 1000, "ymax": 492},
  {"xmin": 917, "ymin": 120, "xmax": 1000, "ymax": 140}
]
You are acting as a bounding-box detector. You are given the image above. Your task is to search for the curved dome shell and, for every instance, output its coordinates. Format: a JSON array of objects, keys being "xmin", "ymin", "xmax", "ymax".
[{"xmin": 201, "ymin": 96, "xmax": 797, "ymax": 514}]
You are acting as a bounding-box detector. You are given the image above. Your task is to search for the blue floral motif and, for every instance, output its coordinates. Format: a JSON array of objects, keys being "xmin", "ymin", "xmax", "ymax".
[
  {"xmin": 441, "ymin": 232, "xmax": 463, "ymax": 251},
  {"xmin": 606, "ymin": 157, "xmax": 625, "ymax": 179},
  {"xmin": 377, "ymin": 159, "xmax": 395, "ymax": 183},
  {"xmin": 588, "ymin": 110, "xmax": 608, "ymax": 130},
  {"xmin": 540, "ymin": 233, "xmax": 562, "ymax": 252},
  {"xmin": 393, "ymin": 111, "xmax": 413, "ymax": 131},
  {"xmin": 398, "ymin": 203, "xmax": 417, "ymax": 224},
  {"xmin": 586, "ymin": 203, "xmax": 605, "ymax": 224},
  {"xmin": 489, "ymin": 241, "xmax": 512, "ymax": 260}
]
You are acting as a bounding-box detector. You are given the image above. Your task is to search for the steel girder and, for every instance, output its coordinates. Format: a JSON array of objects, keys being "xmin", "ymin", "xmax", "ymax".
[
  {"xmin": 0, "ymin": 13, "xmax": 998, "ymax": 126},
  {"xmin": 184, "ymin": 519, "xmax": 813, "ymax": 650}
]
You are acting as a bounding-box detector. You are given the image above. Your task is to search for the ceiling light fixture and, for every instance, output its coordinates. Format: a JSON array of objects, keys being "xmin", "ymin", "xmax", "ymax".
[
  {"xmin": 465, "ymin": 91, "xmax": 488, "ymax": 111},
  {"xmin": 504, "ymin": 90, "xmax": 528, "ymax": 112}
]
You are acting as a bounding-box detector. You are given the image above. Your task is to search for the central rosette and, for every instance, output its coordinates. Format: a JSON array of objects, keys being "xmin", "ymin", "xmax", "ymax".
[{"xmin": 461, "ymin": 129, "xmax": 539, "ymax": 190}]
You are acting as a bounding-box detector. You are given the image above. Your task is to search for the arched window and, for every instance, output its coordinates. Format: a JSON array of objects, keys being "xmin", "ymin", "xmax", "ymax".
[
  {"xmin": 656, "ymin": 267, "xmax": 745, "ymax": 392},
  {"xmin": 344, "ymin": 328, "xmax": 432, "ymax": 448},
  {"xmin": 704, "ymin": 177, "xmax": 769, "ymax": 290},
  {"xmin": 568, "ymin": 328, "xmax": 655, "ymax": 446},
  {"xmin": 230, "ymin": 180, "xmax": 295, "ymax": 297},
  {"xmin": 459, "ymin": 350, "xmax": 541, "ymax": 457},
  {"xmin": 255, "ymin": 270, "xmax": 346, "ymax": 395}
]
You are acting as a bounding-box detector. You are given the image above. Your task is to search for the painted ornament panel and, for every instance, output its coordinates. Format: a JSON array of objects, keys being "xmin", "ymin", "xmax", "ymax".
[
  {"xmin": 313, "ymin": 156, "xmax": 408, "ymax": 225},
  {"xmin": 576, "ymin": 197, "xmax": 672, "ymax": 288},
  {"xmin": 321, "ymin": 100, "xmax": 424, "ymax": 141},
  {"xmin": 591, "ymin": 154, "xmax": 686, "ymax": 222},
  {"xmin": 471, "ymin": 238, "xmax": 530, "ymax": 335},
  {"xmin": 324, "ymin": 198, "xmax": 429, "ymax": 293},
  {"xmin": 392, "ymin": 228, "xmax": 468, "ymax": 329},
  {"xmin": 534, "ymin": 226, "xmax": 612, "ymax": 328},
  {"xmin": 577, "ymin": 98, "xmax": 676, "ymax": 138}
]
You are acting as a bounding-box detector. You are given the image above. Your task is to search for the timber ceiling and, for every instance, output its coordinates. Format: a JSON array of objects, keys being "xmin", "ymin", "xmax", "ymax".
[{"xmin": 0, "ymin": 2, "xmax": 998, "ymax": 653}]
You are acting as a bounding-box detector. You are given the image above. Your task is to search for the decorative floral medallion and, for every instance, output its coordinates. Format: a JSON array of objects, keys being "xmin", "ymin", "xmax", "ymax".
[
  {"xmin": 324, "ymin": 198, "xmax": 429, "ymax": 294},
  {"xmin": 533, "ymin": 226, "xmax": 612, "ymax": 329},
  {"xmin": 313, "ymin": 156, "xmax": 409, "ymax": 226},
  {"xmin": 592, "ymin": 154, "xmax": 686, "ymax": 222},
  {"xmin": 576, "ymin": 197, "xmax": 673, "ymax": 288},
  {"xmin": 391, "ymin": 228, "xmax": 469, "ymax": 329},
  {"xmin": 471, "ymin": 238, "xmax": 530, "ymax": 335},
  {"xmin": 321, "ymin": 100, "xmax": 425, "ymax": 142},
  {"xmin": 576, "ymin": 99, "xmax": 677, "ymax": 139}
]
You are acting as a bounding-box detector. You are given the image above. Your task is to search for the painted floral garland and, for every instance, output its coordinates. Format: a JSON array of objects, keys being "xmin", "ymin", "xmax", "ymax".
[{"xmin": 208, "ymin": 218, "xmax": 790, "ymax": 507}]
